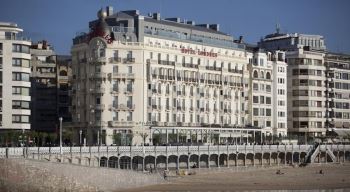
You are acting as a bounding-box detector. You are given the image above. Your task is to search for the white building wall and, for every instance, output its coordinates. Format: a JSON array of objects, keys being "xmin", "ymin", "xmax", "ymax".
[{"xmin": 0, "ymin": 22, "xmax": 31, "ymax": 130}]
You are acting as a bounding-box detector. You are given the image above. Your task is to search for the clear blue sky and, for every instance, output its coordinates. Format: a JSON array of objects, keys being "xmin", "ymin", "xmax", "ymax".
[{"xmin": 1, "ymin": 0, "xmax": 349, "ymax": 55}]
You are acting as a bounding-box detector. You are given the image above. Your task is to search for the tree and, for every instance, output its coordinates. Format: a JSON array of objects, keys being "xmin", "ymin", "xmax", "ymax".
[{"xmin": 111, "ymin": 133, "xmax": 122, "ymax": 146}]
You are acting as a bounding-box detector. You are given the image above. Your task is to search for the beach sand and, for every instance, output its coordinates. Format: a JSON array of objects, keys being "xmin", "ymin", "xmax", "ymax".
[{"xmin": 118, "ymin": 163, "xmax": 350, "ymax": 191}]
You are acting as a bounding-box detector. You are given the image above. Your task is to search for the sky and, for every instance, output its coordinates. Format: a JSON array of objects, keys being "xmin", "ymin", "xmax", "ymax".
[{"xmin": 0, "ymin": 0, "xmax": 349, "ymax": 55}]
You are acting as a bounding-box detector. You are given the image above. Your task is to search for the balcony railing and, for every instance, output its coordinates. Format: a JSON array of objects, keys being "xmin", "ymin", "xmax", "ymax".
[
  {"xmin": 123, "ymin": 58, "xmax": 135, "ymax": 63},
  {"xmin": 89, "ymin": 87, "xmax": 105, "ymax": 94},
  {"xmin": 109, "ymin": 57, "xmax": 121, "ymax": 63},
  {"xmin": 111, "ymin": 73, "xmax": 135, "ymax": 79},
  {"xmin": 108, "ymin": 121, "xmax": 135, "ymax": 127}
]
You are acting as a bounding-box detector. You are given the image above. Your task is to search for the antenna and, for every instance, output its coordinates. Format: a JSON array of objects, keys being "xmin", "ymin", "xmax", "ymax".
[{"xmin": 276, "ymin": 23, "xmax": 281, "ymax": 34}]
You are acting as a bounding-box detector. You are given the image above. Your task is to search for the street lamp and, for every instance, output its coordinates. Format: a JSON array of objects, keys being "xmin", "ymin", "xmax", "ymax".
[
  {"xmin": 79, "ymin": 129, "xmax": 82, "ymax": 146},
  {"xmin": 59, "ymin": 117, "xmax": 63, "ymax": 155}
]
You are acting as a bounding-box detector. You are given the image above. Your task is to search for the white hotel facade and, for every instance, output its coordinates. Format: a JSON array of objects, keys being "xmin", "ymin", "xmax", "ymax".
[{"xmin": 71, "ymin": 7, "xmax": 287, "ymax": 145}]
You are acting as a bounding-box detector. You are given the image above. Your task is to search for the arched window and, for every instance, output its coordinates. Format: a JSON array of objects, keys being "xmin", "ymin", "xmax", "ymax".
[
  {"xmin": 59, "ymin": 70, "xmax": 67, "ymax": 76},
  {"xmin": 253, "ymin": 70, "xmax": 258, "ymax": 78},
  {"xmin": 266, "ymin": 72, "xmax": 271, "ymax": 80}
]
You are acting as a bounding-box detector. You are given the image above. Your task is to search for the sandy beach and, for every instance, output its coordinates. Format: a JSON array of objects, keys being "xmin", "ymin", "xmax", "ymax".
[{"xmin": 119, "ymin": 163, "xmax": 350, "ymax": 192}]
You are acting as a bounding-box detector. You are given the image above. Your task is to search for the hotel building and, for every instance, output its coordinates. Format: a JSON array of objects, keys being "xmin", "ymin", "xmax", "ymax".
[
  {"xmin": 71, "ymin": 7, "xmax": 287, "ymax": 145},
  {"xmin": 0, "ymin": 22, "xmax": 31, "ymax": 131},
  {"xmin": 259, "ymin": 30, "xmax": 327, "ymax": 136}
]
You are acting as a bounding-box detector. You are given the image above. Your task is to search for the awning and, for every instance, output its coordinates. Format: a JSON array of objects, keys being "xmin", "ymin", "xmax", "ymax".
[{"xmin": 332, "ymin": 128, "xmax": 350, "ymax": 137}]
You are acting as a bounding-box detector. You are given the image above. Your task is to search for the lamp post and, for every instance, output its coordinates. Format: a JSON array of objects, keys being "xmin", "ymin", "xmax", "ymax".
[
  {"xmin": 79, "ymin": 129, "xmax": 82, "ymax": 146},
  {"xmin": 59, "ymin": 117, "xmax": 63, "ymax": 155}
]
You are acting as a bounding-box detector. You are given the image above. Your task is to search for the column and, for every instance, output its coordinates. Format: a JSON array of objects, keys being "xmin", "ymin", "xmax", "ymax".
[{"xmin": 166, "ymin": 129, "xmax": 169, "ymax": 144}]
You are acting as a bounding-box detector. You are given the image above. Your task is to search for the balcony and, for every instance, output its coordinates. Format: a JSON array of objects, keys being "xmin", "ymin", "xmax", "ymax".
[
  {"xmin": 89, "ymin": 87, "xmax": 105, "ymax": 94},
  {"xmin": 182, "ymin": 63, "xmax": 198, "ymax": 69},
  {"xmin": 92, "ymin": 104, "xmax": 105, "ymax": 111},
  {"xmin": 111, "ymin": 73, "xmax": 135, "ymax": 79},
  {"xmin": 91, "ymin": 57, "xmax": 106, "ymax": 65},
  {"xmin": 110, "ymin": 88, "xmax": 119, "ymax": 94},
  {"xmin": 108, "ymin": 121, "xmax": 135, "ymax": 127},
  {"xmin": 110, "ymin": 104, "xmax": 135, "ymax": 111},
  {"xmin": 109, "ymin": 57, "xmax": 121, "ymax": 63},
  {"xmin": 158, "ymin": 60, "xmax": 175, "ymax": 66},
  {"xmin": 90, "ymin": 72, "xmax": 106, "ymax": 80},
  {"xmin": 124, "ymin": 88, "xmax": 134, "ymax": 94},
  {"xmin": 123, "ymin": 58, "xmax": 135, "ymax": 64}
]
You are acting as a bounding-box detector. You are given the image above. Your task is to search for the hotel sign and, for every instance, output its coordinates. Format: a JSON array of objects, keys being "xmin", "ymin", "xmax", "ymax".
[{"xmin": 181, "ymin": 48, "xmax": 218, "ymax": 58}]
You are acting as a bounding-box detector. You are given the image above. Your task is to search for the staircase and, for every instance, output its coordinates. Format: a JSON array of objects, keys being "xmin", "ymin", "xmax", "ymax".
[
  {"xmin": 309, "ymin": 145, "xmax": 320, "ymax": 163},
  {"xmin": 326, "ymin": 146, "xmax": 336, "ymax": 162}
]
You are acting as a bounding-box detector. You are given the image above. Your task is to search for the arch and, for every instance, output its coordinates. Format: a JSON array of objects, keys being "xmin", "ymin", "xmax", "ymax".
[
  {"xmin": 228, "ymin": 153, "xmax": 237, "ymax": 166},
  {"xmin": 253, "ymin": 70, "xmax": 258, "ymax": 78},
  {"xmin": 120, "ymin": 156, "xmax": 131, "ymax": 169},
  {"xmin": 59, "ymin": 70, "xmax": 67, "ymax": 76},
  {"xmin": 179, "ymin": 155, "xmax": 189, "ymax": 168},
  {"xmin": 200, "ymin": 154, "xmax": 209, "ymax": 168},
  {"xmin": 262, "ymin": 153, "xmax": 270, "ymax": 165},
  {"xmin": 189, "ymin": 154, "xmax": 199, "ymax": 168},
  {"xmin": 108, "ymin": 156, "xmax": 118, "ymax": 168},
  {"xmin": 271, "ymin": 152, "xmax": 278, "ymax": 164},
  {"xmin": 210, "ymin": 154, "xmax": 219, "ymax": 167},
  {"xmin": 237, "ymin": 153, "xmax": 246, "ymax": 166},
  {"xmin": 219, "ymin": 153, "xmax": 228, "ymax": 167},
  {"xmin": 145, "ymin": 155, "xmax": 155, "ymax": 170},
  {"xmin": 100, "ymin": 156, "xmax": 108, "ymax": 167},
  {"xmin": 156, "ymin": 155, "xmax": 167, "ymax": 169},
  {"xmin": 254, "ymin": 153, "xmax": 262, "ymax": 165},
  {"xmin": 286, "ymin": 152, "xmax": 293, "ymax": 164},
  {"xmin": 168, "ymin": 155, "xmax": 178, "ymax": 170},
  {"xmin": 266, "ymin": 72, "xmax": 271, "ymax": 80},
  {"xmin": 278, "ymin": 152, "xmax": 286, "ymax": 164},
  {"xmin": 132, "ymin": 156, "xmax": 144, "ymax": 171},
  {"xmin": 246, "ymin": 153, "xmax": 254, "ymax": 166}
]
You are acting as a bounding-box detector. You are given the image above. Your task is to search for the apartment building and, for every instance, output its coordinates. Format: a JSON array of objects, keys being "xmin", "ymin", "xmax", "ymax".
[
  {"xmin": 325, "ymin": 52, "xmax": 350, "ymax": 133},
  {"xmin": 0, "ymin": 22, "xmax": 31, "ymax": 131},
  {"xmin": 30, "ymin": 41, "xmax": 72, "ymax": 132},
  {"xmin": 259, "ymin": 30, "xmax": 327, "ymax": 136},
  {"xmin": 71, "ymin": 7, "xmax": 281, "ymax": 145},
  {"xmin": 246, "ymin": 47, "xmax": 288, "ymax": 137}
]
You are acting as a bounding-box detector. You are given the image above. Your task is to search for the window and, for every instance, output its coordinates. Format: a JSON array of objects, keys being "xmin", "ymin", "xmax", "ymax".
[
  {"xmin": 12, "ymin": 44, "xmax": 29, "ymax": 53},
  {"xmin": 260, "ymin": 96, "xmax": 265, "ymax": 104},
  {"xmin": 253, "ymin": 96, "xmax": 259, "ymax": 103},
  {"xmin": 266, "ymin": 97, "xmax": 271, "ymax": 104},
  {"xmin": 12, "ymin": 115, "xmax": 29, "ymax": 123},
  {"xmin": 253, "ymin": 108, "xmax": 259, "ymax": 116},
  {"xmin": 12, "ymin": 87, "xmax": 29, "ymax": 96},
  {"xmin": 12, "ymin": 58, "xmax": 30, "ymax": 68},
  {"xmin": 127, "ymin": 112, "xmax": 133, "ymax": 121},
  {"xmin": 127, "ymin": 51, "xmax": 133, "ymax": 59},
  {"xmin": 12, "ymin": 100, "xmax": 30, "ymax": 109},
  {"xmin": 128, "ymin": 66, "xmax": 132, "ymax": 73},
  {"xmin": 12, "ymin": 72, "xmax": 30, "ymax": 81},
  {"xmin": 266, "ymin": 109, "xmax": 271, "ymax": 116}
]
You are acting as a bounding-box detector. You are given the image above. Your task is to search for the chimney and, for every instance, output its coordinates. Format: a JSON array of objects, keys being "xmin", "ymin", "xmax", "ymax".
[
  {"xmin": 153, "ymin": 13, "xmax": 161, "ymax": 20},
  {"xmin": 209, "ymin": 24, "xmax": 220, "ymax": 31},
  {"xmin": 187, "ymin": 21, "xmax": 195, "ymax": 25},
  {"xmin": 42, "ymin": 40, "xmax": 47, "ymax": 49},
  {"xmin": 239, "ymin": 36, "xmax": 243, "ymax": 43},
  {"xmin": 106, "ymin": 6, "xmax": 113, "ymax": 16}
]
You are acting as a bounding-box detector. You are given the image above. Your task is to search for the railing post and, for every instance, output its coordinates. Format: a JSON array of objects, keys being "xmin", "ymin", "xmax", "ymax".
[
  {"xmin": 38, "ymin": 147, "xmax": 40, "ymax": 160},
  {"xmin": 5, "ymin": 147, "xmax": 8, "ymax": 159}
]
